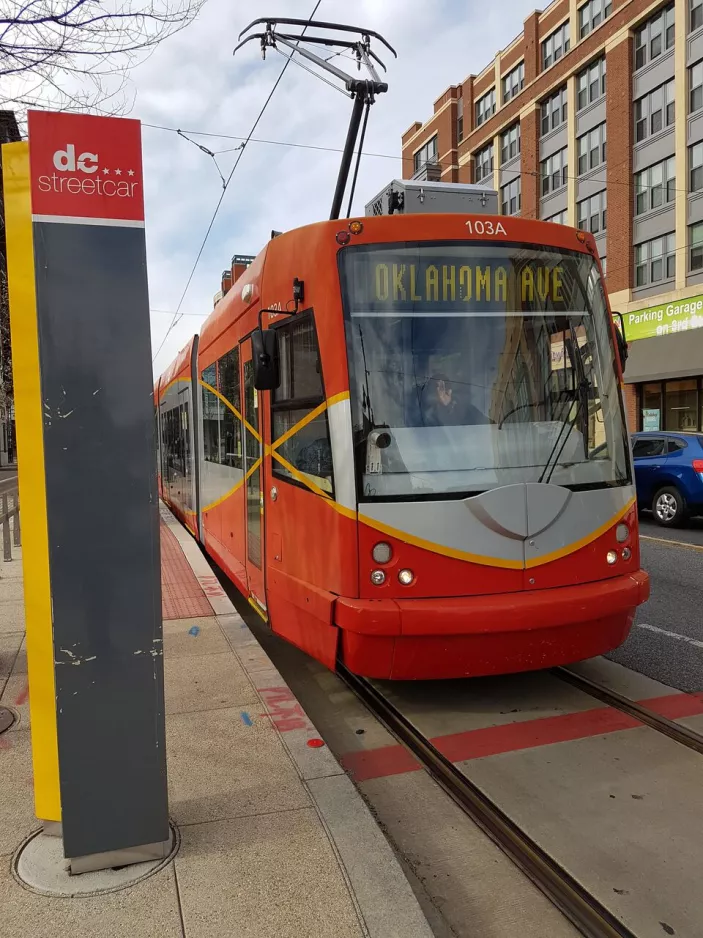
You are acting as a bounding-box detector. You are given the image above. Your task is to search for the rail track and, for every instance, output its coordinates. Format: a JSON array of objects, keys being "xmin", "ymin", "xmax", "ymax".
[
  {"xmin": 339, "ymin": 663, "xmax": 703, "ymax": 938},
  {"xmin": 552, "ymin": 667, "xmax": 703, "ymax": 756}
]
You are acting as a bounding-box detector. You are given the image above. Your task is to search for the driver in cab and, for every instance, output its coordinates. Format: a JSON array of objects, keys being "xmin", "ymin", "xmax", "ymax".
[{"xmin": 423, "ymin": 374, "xmax": 489, "ymax": 427}]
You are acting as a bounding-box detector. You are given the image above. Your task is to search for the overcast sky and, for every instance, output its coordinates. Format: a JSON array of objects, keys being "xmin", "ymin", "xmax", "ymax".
[{"xmin": 134, "ymin": 0, "xmax": 539, "ymax": 376}]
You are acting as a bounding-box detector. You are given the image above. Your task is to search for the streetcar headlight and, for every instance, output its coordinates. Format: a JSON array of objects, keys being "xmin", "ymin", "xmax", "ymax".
[
  {"xmin": 372, "ymin": 542, "xmax": 392, "ymax": 564},
  {"xmin": 398, "ymin": 569, "xmax": 415, "ymax": 586},
  {"xmin": 606, "ymin": 550, "xmax": 618, "ymax": 565},
  {"xmin": 622, "ymin": 547, "xmax": 632, "ymax": 561},
  {"xmin": 616, "ymin": 523, "xmax": 629, "ymax": 543},
  {"xmin": 370, "ymin": 570, "xmax": 386, "ymax": 586}
]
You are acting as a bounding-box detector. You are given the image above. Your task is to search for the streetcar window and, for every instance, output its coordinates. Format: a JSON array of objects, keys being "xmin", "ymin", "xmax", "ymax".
[
  {"xmin": 271, "ymin": 314, "xmax": 334, "ymax": 495},
  {"xmin": 217, "ymin": 349, "xmax": 243, "ymax": 470},
  {"xmin": 200, "ymin": 349, "xmax": 244, "ymax": 513},
  {"xmin": 201, "ymin": 363, "xmax": 220, "ymax": 464},
  {"xmin": 339, "ymin": 242, "xmax": 630, "ymax": 500}
]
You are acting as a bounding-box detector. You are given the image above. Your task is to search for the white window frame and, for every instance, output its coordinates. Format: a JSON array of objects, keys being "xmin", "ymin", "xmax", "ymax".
[
  {"xmin": 542, "ymin": 22, "xmax": 570, "ymax": 70},
  {"xmin": 540, "ymin": 147, "xmax": 568, "ymax": 195},
  {"xmin": 501, "ymin": 177, "xmax": 521, "ymax": 216},
  {"xmin": 475, "ymin": 88, "xmax": 496, "ymax": 127},
  {"xmin": 634, "ymin": 233, "xmax": 676, "ymax": 287},
  {"xmin": 635, "ymin": 157, "xmax": 676, "ymax": 215},
  {"xmin": 579, "ymin": 0, "xmax": 612, "ymax": 39},
  {"xmin": 501, "ymin": 124, "xmax": 520, "ymax": 163},
  {"xmin": 576, "ymin": 57, "xmax": 606, "ymax": 111}
]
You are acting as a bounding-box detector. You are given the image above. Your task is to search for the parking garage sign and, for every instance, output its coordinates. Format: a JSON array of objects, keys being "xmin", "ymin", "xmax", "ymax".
[{"xmin": 625, "ymin": 295, "xmax": 703, "ymax": 342}]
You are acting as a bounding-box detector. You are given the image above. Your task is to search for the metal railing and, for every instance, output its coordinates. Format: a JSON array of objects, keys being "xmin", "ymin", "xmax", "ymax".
[{"xmin": 1, "ymin": 489, "xmax": 20, "ymax": 561}]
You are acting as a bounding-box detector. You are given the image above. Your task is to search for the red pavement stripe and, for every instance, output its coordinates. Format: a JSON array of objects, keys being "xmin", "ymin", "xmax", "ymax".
[
  {"xmin": 341, "ymin": 692, "xmax": 703, "ymax": 783},
  {"xmin": 646, "ymin": 691, "xmax": 703, "ymax": 719},
  {"xmin": 160, "ymin": 520, "xmax": 213, "ymax": 620}
]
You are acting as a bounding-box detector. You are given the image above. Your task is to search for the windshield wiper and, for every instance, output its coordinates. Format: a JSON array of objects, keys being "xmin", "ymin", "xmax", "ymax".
[{"xmin": 540, "ymin": 378, "xmax": 590, "ymax": 484}]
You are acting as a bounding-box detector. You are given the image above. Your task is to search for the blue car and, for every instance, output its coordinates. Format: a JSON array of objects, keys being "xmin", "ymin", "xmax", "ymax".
[{"xmin": 631, "ymin": 431, "xmax": 703, "ymax": 526}]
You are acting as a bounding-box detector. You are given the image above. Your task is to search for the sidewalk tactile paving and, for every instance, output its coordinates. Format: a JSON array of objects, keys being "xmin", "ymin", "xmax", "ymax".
[{"xmin": 160, "ymin": 520, "xmax": 212, "ymax": 620}]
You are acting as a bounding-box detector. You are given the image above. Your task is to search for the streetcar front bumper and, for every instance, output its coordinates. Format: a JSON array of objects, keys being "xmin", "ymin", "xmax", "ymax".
[{"xmin": 334, "ymin": 571, "xmax": 650, "ymax": 680}]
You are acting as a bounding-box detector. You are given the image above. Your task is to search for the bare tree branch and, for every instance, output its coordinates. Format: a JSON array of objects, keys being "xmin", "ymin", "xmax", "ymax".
[{"xmin": 0, "ymin": 0, "xmax": 206, "ymax": 122}]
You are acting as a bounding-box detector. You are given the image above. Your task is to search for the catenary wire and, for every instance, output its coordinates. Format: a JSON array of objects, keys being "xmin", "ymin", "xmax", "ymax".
[
  {"xmin": 143, "ymin": 119, "xmax": 703, "ymax": 200},
  {"xmin": 151, "ymin": 0, "xmax": 322, "ymax": 364}
]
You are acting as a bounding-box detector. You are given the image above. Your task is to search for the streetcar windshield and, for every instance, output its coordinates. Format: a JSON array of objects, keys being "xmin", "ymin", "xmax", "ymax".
[{"xmin": 338, "ymin": 241, "xmax": 630, "ymax": 500}]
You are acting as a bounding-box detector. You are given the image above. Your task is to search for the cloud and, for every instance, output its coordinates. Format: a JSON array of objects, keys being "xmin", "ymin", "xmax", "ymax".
[{"xmin": 131, "ymin": 0, "xmax": 538, "ymax": 375}]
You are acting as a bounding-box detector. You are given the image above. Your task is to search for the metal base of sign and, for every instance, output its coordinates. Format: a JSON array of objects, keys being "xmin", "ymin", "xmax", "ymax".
[
  {"xmin": 41, "ymin": 820, "xmax": 63, "ymax": 838},
  {"xmin": 69, "ymin": 837, "xmax": 172, "ymax": 875},
  {"xmin": 13, "ymin": 823, "xmax": 179, "ymax": 897}
]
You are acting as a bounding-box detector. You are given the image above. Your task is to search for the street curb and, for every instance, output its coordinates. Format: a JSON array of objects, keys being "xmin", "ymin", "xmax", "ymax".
[{"xmin": 161, "ymin": 506, "xmax": 433, "ymax": 938}]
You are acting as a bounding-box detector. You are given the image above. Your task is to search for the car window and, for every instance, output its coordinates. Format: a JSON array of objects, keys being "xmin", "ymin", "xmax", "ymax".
[
  {"xmin": 632, "ymin": 438, "xmax": 666, "ymax": 458},
  {"xmin": 667, "ymin": 439, "xmax": 686, "ymax": 453}
]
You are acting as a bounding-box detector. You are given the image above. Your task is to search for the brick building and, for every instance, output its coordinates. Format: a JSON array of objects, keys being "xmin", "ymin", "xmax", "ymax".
[{"xmin": 402, "ymin": 0, "xmax": 703, "ymax": 435}]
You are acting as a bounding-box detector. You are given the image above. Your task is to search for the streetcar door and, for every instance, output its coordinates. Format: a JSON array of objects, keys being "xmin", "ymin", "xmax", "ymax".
[{"xmin": 240, "ymin": 338, "xmax": 266, "ymax": 616}]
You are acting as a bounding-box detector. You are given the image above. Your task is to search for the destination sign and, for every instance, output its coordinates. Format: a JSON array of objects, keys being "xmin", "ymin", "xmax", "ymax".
[{"xmin": 342, "ymin": 251, "xmax": 593, "ymax": 313}]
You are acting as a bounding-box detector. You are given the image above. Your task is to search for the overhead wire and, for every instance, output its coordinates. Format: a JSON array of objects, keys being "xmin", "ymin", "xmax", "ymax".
[
  {"xmin": 151, "ymin": 0, "xmax": 323, "ymax": 364},
  {"xmin": 143, "ymin": 120, "xmax": 703, "ymax": 201}
]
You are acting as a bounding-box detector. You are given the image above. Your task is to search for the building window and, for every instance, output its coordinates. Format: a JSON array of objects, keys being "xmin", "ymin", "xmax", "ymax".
[
  {"xmin": 501, "ymin": 177, "xmax": 521, "ymax": 215},
  {"xmin": 640, "ymin": 379, "xmax": 703, "ymax": 433},
  {"xmin": 502, "ymin": 62, "xmax": 525, "ymax": 103},
  {"xmin": 457, "ymin": 110, "xmax": 464, "ymax": 143},
  {"xmin": 544, "ymin": 209, "xmax": 567, "ymax": 224},
  {"xmin": 474, "ymin": 142, "xmax": 494, "ymax": 182},
  {"xmin": 475, "ymin": 88, "xmax": 496, "ymax": 127},
  {"xmin": 541, "ymin": 86, "xmax": 568, "ymax": 136},
  {"xmin": 577, "ymin": 122, "xmax": 607, "ymax": 175},
  {"xmin": 690, "ymin": 222, "xmax": 703, "ymax": 270},
  {"xmin": 665, "ymin": 381, "xmax": 699, "ymax": 431},
  {"xmin": 542, "ymin": 21, "xmax": 570, "ymax": 70},
  {"xmin": 635, "ymin": 157, "xmax": 676, "ymax": 215},
  {"xmin": 576, "ymin": 57, "xmax": 606, "ymax": 110},
  {"xmin": 577, "ymin": 190, "xmax": 607, "ymax": 233},
  {"xmin": 634, "ymin": 80, "xmax": 675, "ymax": 141},
  {"xmin": 579, "ymin": 0, "xmax": 612, "ymax": 39},
  {"xmin": 541, "ymin": 148, "xmax": 568, "ymax": 195},
  {"xmin": 691, "ymin": 61, "xmax": 703, "ymax": 113},
  {"xmin": 501, "ymin": 124, "xmax": 520, "ymax": 163},
  {"xmin": 692, "ymin": 0, "xmax": 703, "ymax": 32},
  {"xmin": 413, "ymin": 136, "xmax": 438, "ymax": 174},
  {"xmin": 691, "ymin": 143, "xmax": 703, "ymax": 191},
  {"xmin": 271, "ymin": 315, "xmax": 333, "ymax": 495},
  {"xmin": 634, "ymin": 3, "xmax": 675, "ymax": 70},
  {"xmin": 634, "ymin": 233, "xmax": 675, "ymax": 286},
  {"xmin": 601, "ymin": 256, "xmax": 607, "ymax": 276}
]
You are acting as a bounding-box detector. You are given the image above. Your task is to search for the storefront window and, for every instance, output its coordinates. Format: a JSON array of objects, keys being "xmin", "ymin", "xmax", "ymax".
[
  {"xmin": 665, "ymin": 379, "xmax": 698, "ymax": 430},
  {"xmin": 642, "ymin": 382, "xmax": 662, "ymax": 430},
  {"xmin": 639, "ymin": 379, "xmax": 703, "ymax": 431}
]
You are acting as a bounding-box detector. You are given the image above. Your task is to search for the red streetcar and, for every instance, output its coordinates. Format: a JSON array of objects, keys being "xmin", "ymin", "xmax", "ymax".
[
  {"xmin": 156, "ymin": 207, "xmax": 649, "ymax": 680},
  {"xmin": 156, "ymin": 15, "xmax": 648, "ymax": 679}
]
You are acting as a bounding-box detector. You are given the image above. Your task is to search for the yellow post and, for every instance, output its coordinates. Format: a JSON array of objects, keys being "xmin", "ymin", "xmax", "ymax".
[{"xmin": 2, "ymin": 141, "xmax": 61, "ymax": 822}]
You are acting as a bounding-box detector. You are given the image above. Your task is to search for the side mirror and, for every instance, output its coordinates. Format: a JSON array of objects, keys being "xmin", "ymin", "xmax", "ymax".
[
  {"xmin": 251, "ymin": 326, "xmax": 279, "ymax": 391},
  {"xmin": 612, "ymin": 311, "xmax": 628, "ymax": 371}
]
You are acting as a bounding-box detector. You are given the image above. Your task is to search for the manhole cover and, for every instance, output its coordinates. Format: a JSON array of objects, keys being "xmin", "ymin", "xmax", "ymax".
[{"xmin": 0, "ymin": 707, "xmax": 16, "ymax": 734}]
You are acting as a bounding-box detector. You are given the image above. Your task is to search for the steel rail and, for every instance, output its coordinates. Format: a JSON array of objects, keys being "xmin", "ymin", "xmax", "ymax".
[
  {"xmin": 338, "ymin": 664, "xmax": 637, "ymax": 938},
  {"xmin": 553, "ymin": 667, "xmax": 703, "ymax": 756}
]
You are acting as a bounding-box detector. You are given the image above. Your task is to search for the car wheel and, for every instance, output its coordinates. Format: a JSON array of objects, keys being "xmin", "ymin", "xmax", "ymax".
[{"xmin": 652, "ymin": 486, "xmax": 686, "ymax": 527}]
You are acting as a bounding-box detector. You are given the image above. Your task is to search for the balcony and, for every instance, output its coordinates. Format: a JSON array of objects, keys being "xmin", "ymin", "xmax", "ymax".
[{"xmin": 412, "ymin": 159, "xmax": 442, "ymax": 182}]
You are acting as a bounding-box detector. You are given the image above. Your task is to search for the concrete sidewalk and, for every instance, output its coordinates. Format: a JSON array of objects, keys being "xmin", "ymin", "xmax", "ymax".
[{"xmin": 0, "ymin": 505, "xmax": 432, "ymax": 938}]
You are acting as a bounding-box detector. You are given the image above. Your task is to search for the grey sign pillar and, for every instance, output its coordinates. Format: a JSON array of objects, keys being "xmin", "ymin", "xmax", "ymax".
[{"xmin": 9, "ymin": 110, "xmax": 168, "ymax": 873}]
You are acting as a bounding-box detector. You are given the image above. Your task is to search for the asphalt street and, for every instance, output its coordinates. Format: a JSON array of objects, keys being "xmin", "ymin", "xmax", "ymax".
[{"xmin": 607, "ymin": 514, "xmax": 703, "ymax": 692}]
